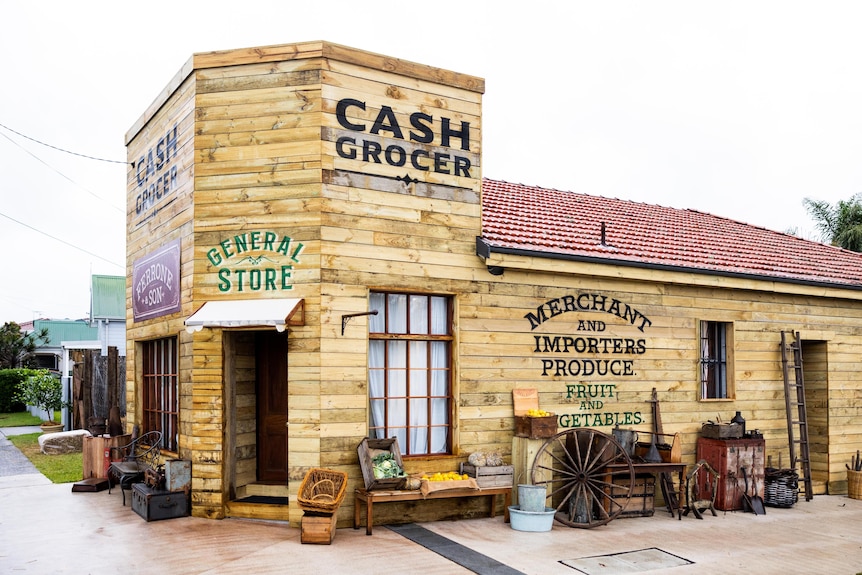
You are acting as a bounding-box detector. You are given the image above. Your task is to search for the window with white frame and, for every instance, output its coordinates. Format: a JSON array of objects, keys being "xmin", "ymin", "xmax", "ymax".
[
  {"xmin": 700, "ymin": 321, "xmax": 733, "ymax": 400},
  {"xmin": 368, "ymin": 292, "xmax": 453, "ymax": 455}
]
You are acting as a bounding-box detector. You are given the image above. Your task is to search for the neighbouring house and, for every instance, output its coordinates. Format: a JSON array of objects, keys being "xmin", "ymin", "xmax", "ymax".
[
  {"xmin": 19, "ymin": 274, "xmax": 128, "ymax": 429},
  {"xmin": 90, "ymin": 274, "xmax": 126, "ymax": 356},
  {"xmin": 20, "ymin": 318, "xmax": 96, "ymax": 373},
  {"xmin": 122, "ymin": 40, "xmax": 862, "ymax": 528}
]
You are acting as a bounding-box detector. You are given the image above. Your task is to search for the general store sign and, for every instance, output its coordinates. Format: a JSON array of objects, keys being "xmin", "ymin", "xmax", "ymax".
[{"xmin": 206, "ymin": 230, "xmax": 304, "ymax": 293}]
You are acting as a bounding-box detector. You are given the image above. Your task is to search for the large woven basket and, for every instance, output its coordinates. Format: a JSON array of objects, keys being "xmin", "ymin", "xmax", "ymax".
[
  {"xmin": 298, "ymin": 468, "xmax": 348, "ymax": 514},
  {"xmin": 764, "ymin": 468, "xmax": 798, "ymax": 508},
  {"xmin": 848, "ymin": 469, "xmax": 862, "ymax": 500}
]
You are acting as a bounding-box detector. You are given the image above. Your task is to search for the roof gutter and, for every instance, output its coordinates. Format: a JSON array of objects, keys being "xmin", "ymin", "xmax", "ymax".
[{"xmin": 476, "ymin": 236, "xmax": 862, "ymax": 293}]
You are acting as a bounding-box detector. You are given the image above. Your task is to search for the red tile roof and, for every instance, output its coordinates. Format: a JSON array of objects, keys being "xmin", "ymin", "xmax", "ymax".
[{"xmin": 481, "ymin": 179, "xmax": 862, "ymax": 288}]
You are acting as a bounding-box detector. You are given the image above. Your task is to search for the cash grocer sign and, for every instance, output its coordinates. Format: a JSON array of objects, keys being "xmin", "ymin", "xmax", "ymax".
[{"xmin": 132, "ymin": 239, "xmax": 181, "ymax": 321}]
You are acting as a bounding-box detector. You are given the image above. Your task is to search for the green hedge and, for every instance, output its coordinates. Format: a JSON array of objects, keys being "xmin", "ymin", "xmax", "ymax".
[{"xmin": 0, "ymin": 368, "xmax": 41, "ymax": 412}]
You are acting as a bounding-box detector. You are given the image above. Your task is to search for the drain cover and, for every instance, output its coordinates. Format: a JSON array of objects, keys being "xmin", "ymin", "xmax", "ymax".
[{"xmin": 561, "ymin": 547, "xmax": 693, "ymax": 574}]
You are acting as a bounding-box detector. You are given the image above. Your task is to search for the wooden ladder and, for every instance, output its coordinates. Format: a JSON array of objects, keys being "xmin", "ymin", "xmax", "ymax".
[{"xmin": 780, "ymin": 331, "xmax": 813, "ymax": 501}]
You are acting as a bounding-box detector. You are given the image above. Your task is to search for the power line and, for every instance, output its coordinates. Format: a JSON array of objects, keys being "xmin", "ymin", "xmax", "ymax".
[
  {"xmin": 0, "ymin": 122, "xmax": 129, "ymax": 164},
  {"xmin": 0, "ymin": 211, "xmax": 123, "ymax": 269},
  {"xmin": 0, "ymin": 130, "xmax": 125, "ymax": 214}
]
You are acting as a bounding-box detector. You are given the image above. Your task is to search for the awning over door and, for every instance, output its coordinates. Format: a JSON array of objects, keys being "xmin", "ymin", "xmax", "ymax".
[{"xmin": 184, "ymin": 298, "xmax": 304, "ymax": 333}]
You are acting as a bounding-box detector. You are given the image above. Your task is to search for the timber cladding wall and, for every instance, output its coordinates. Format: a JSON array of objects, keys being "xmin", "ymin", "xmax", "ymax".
[
  {"xmin": 125, "ymin": 40, "xmax": 862, "ymax": 524},
  {"xmin": 125, "ymin": 41, "xmax": 486, "ymax": 521},
  {"xmin": 315, "ymin": 49, "xmax": 484, "ymax": 487},
  {"xmin": 456, "ymin": 262, "xmax": 862, "ymax": 493}
]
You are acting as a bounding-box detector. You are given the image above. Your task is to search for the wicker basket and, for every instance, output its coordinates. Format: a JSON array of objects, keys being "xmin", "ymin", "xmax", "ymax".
[
  {"xmin": 298, "ymin": 468, "xmax": 348, "ymax": 514},
  {"xmin": 764, "ymin": 468, "xmax": 798, "ymax": 508},
  {"xmin": 848, "ymin": 469, "xmax": 862, "ymax": 500}
]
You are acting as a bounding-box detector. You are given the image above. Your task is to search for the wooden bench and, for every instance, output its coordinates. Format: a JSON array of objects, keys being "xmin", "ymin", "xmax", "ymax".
[{"xmin": 353, "ymin": 486, "xmax": 512, "ymax": 535}]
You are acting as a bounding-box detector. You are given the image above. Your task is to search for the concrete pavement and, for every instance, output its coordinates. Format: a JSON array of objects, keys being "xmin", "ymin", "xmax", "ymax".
[{"xmin": 1, "ymin": 428, "xmax": 861, "ymax": 574}]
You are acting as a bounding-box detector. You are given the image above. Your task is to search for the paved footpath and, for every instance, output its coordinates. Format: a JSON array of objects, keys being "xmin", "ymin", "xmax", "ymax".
[
  {"xmin": 1, "ymin": 426, "xmax": 861, "ymax": 575},
  {"xmin": 0, "ymin": 426, "xmax": 51, "ymax": 487}
]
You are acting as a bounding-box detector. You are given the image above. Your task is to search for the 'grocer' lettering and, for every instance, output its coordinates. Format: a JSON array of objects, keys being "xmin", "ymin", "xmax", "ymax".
[{"xmin": 335, "ymin": 98, "xmax": 473, "ymax": 178}]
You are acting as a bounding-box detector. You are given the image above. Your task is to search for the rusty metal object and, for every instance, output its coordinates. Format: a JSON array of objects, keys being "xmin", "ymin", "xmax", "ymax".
[{"xmin": 145, "ymin": 466, "xmax": 165, "ymax": 490}]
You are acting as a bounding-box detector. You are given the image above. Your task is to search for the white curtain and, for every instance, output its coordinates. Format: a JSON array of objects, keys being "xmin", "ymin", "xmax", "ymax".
[{"xmin": 368, "ymin": 293, "xmax": 449, "ymax": 454}]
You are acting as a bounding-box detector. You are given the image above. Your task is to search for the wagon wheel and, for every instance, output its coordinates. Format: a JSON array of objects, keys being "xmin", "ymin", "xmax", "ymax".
[{"xmin": 530, "ymin": 428, "xmax": 635, "ymax": 528}]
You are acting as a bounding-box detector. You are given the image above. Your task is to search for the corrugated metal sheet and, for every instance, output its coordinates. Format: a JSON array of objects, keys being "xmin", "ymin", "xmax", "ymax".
[
  {"xmin": 91, "ymin": 275, "xmax": 125, "ymax": 320},
  {"xmin": 32, "ymin": 319, "xmax": 98, "ymax": 344}
]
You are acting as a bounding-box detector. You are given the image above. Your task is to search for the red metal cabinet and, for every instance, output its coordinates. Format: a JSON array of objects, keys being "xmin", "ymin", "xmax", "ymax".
[{"xmin": 696, "ymin": 437, "xmax": 765, "ymax": 511}]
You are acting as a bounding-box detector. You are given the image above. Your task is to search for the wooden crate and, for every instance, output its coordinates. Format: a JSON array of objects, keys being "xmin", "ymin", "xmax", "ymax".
[
  {"xmin": 460, "ymin": 464, "xmax": 514, "ymax": 488},
  {"xmin": 513, "ymin": 388, "xmax": 557, "ymax": 439},
  {"xmin": 301, "ymin": 513, "xmax": 337, "ymax": 544},
  {"xmin": 611, "ymin": 474, "xmax": 656, "ymax": 518},
  {"xmin": 700, "ymin": 423, "xmax": 743, "ymax": 439},
  {"xmin": 357, "ymin": 437, "xmax": 406, "ymax": 490},
  {"xmin": 514, "ymin": 415, "xmax": 557, "ymax": 439},
  {"xmin": 82, "ymin": 434, "xmax": 130, "ymax": 479}
]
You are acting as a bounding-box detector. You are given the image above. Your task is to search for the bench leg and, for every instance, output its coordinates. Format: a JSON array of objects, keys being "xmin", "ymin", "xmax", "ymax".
[
  {"xmin": 354, "ymin": 498, "xmax": 361, "ymax": 530},
  {"xmin": 366, "ymin": 497, "xmax": 373, "ymax": 535}
]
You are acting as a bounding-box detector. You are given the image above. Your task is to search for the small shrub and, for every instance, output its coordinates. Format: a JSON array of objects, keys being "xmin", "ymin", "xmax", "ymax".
[
  {"xmin": 0, "ymin": 368, "xmax": 40, "ymax": 412},
  {"xmin": 15, "ymin": 369, "xmax": 63, "ymax": 424}
]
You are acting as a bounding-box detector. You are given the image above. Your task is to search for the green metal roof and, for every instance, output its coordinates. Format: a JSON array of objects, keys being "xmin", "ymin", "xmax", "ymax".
[
  {"xmin": 91, "ymin": 275, "xmax": 125, "ymax": 320},
  {"xmin": 32, "ymin": 319, "xmax": 97, "ymax": 346}
]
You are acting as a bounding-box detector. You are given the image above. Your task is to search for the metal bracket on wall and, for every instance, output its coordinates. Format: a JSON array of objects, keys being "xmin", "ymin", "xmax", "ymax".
[{"xmin": 341, "ymin": 310, "xmax": 378, "ymax": 336}]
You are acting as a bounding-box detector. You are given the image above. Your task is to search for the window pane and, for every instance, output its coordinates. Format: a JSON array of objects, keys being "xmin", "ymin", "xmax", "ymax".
[
  {"xmin": 409, "ymin": 295, "xmax": 428, "ymax": 334},
  {"xmin": 388, "ymin": 294, "xmax": 407, "ymax": 334},
  {"xmin": 409, "ymin": 341, "xmax": 428, "ymax": 396},
  {"xmin": 430, "ymin": 427, "xmax": 447, "ymax": 453},
  {"xmin": 431, "ymin": 398, "xmax": 448, "ymax": 425},
  {"xmin": 369, "ymin": 293, "xmax": 386, "ymax": 332},
  {"xmin": 388, "ymin": 398, "xmax": 407, "ymax": 427},
  {"xmin": 431, "ymin": 296, "xmax": 448, "ymax": 334},
  {"xmin": 393, "ymin": 428, "xmax": 407, "ymax": 450}
]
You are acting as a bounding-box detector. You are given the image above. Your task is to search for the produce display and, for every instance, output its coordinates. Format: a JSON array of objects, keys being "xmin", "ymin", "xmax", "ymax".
[
  {"xmin": 421, "ymin": 471, "xmax": 469, "ymax": 482},
  {"xmin": 371, "ymin": 452, "xmax": 406, "ymax": 479},
  {"xmin": 526, "ymin": 408, "xmax": 552, "ymax": 417}
]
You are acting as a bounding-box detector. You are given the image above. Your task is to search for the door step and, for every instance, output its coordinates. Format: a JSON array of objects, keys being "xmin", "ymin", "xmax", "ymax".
[{"xmin": 226, "ymin": 498, "xmax": 290, "ymax": 521}]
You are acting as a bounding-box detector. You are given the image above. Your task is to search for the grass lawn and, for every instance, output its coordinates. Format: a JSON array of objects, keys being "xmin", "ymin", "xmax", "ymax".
[
  {"xmin": 0, "ymin": 411, "xmax": 43, "ymax": 427},
  {"xmin": 2, "ymin": 411, "xmax": 83, "ymax": 484}
]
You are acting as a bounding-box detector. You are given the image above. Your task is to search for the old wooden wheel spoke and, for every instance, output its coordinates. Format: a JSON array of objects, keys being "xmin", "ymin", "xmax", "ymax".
[{"xmin": 531, "ymin": 428, "xmax": 634, "ymax": 528}]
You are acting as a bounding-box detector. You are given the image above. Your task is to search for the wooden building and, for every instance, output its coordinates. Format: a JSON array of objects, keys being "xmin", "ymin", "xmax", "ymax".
[{"xmin": 124, "ymin": 40, "xmax": 862, "ymax": 526}]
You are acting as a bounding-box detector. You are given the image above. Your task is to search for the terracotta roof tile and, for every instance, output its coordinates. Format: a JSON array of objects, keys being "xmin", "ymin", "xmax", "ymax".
[{"xmin": 481, "ymin": 179, "xmax": 862, "ymax": 288}]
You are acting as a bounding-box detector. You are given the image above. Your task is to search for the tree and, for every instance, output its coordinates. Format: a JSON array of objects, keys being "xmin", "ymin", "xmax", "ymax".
[
  {"xmin": 0, "ymin": 322, "xmax": 50, "ymax": 369},
  {"xmin": 16, "ymin": 369, "xmax": 63, "ymax": 424},
  {"xmin": 803, "ymin": 193, "xmax": 862, "ymax": 252}
]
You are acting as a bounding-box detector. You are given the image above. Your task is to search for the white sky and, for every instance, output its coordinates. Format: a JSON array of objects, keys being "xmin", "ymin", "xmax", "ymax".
[{"xmin": 2, "ymin": 0, "xmax": 861, "ymax": 323}]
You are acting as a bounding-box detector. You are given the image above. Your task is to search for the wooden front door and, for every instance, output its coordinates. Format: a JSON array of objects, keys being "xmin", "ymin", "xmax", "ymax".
[{"xmin": 256, "ymin": 331, "xmax": 289, "ymax": 483}]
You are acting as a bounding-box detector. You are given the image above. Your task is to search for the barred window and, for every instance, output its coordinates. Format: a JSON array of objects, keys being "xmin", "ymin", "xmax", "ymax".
[
  {"xmin": 700, "ymin": 321, "xmax": 733, "ymax": 399},
  {"xmin": 141, "ymin": 337, "xmax": 178, "ymax": 452},
  {"xmin": 368, "ymin": 292, "xmax": 453, "ymax": 455}
]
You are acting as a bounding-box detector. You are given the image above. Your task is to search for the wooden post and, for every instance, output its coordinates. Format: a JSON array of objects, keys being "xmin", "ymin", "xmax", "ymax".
[{"xmin": 511, "ymin": 436, "xmax": 552, "ymax": 507}]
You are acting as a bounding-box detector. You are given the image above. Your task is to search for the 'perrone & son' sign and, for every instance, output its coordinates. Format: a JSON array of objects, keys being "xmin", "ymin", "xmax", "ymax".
[{"xmin": 132, "ymin": 239, "xmax": 182, "ymax": 321}]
